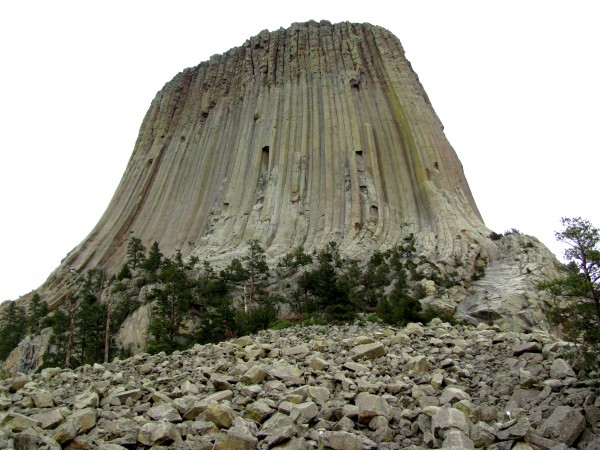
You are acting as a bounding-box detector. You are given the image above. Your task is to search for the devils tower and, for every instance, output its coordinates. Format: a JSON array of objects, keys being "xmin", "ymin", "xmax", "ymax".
[
  {"xmin": 0, "ymin": 19, "xmax": 563, "ymax": 378},
  {"xmin": 38, "ymin": 20, "xmax": 500, "ymax": 308}
]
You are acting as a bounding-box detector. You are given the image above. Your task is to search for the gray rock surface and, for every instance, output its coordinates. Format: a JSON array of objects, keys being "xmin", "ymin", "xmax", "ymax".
[
  {"xmin": 1, "ymin": 22, "xmax": 564, "ymax": 380},
  {"xmin": 537, "ymin": 405, "xmax": 586, "ymax": 446},
  {"xmin": 0, "ymin": 321, "xmax": 597, "ymax": 449},
  {"xmin": 31, "ymin": 20, "xmax": 499, "ymax": 315}
]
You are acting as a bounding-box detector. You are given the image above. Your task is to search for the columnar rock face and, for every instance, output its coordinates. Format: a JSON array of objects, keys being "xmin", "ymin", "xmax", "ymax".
[{"xmin": 41, "ymin": 20, "xmax": 492, "ymax": 307}]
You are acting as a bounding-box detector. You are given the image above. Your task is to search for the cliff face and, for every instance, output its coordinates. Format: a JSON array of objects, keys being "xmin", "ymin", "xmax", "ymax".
[{"xmin": 41, "ymin": 21, "xmax": 492, "ymax": 307}]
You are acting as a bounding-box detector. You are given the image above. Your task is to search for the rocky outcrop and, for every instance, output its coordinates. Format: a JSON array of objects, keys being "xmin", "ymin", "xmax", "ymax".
[
  {"xmin": 39, "ymin": 20, "xmax": 494, "ymax": 309},
  {"xmin": 457, "ymin": 233, "xmax": 561, "ymax": 331},
  {"xmin": 1, "ymin": 329, "xmax": 51, "ymax": 375},
  {"xmin": 1, "ymin": 321, "xmax": 598, "ymax": 449}
]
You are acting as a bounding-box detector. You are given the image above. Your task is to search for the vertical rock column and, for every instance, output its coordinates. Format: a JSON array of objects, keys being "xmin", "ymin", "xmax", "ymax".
[{"xmin": 42, "ymin": 21, "xmax": 491, "ymax": 307}]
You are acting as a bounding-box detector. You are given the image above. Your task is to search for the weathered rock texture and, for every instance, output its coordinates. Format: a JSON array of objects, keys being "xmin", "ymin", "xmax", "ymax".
[
  {"xmin": 40, "ymin": 20, "xmax": 493, "ymax": 308},
  {"xmin": 1, "ymin": 321, "xmax": 598, "ymax": 449}
]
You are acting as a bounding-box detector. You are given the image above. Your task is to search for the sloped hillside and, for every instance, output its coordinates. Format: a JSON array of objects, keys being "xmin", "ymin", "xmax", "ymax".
[{"xmin": 1, "ymin": 320, "xmax": 598, "ymax": 449}]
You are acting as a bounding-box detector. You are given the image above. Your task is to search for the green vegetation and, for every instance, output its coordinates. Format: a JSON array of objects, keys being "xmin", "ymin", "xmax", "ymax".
[
  {"xmin": 3, "ymin": 233, "xmax": 475, "ymax": 370},
  {"xmin": 0, "ymin": 301, "xmax": 27, "ymax": 360},
  {"xmin": 294, "ymin": 242, "xmax": 357, "ymax": 320},
  {"xmin": 126, "ymin": 237, "xmax": 146, "ymax": 270},
  {"xmin": 540, "ymin": 217, "xmax": 600, "ymax": 371},
  {"xmin": 28, "ymin": 292, "xmax": 49, "ymax": 334}
]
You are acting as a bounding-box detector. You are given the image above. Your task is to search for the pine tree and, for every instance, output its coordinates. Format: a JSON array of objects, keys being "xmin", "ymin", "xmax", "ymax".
[
  {"xmin": 147, "ymin": 255, "xmax": 194, "ymax": 353},
  {"xmin": 141, "ymin": 241, "xmax": 163, "ymax": 278},
  {"xmin": 126, "ymin": 237, "xmax": 146, "ymax": 270},
  {"xmin": 357, "ymin": 251, "xmax": 391, "ymax": 308},
  {"xmin": 41, "ymin": 309, "xmax": 70, "ymax": 368},
  {"xmin": 0, "ymin": 301, "xmax": 27, "ymax": 360},
  {"xmin": 243, "ymin": 239, "xmax": 269, "ymax": 303},
  {"xmin": 28, "ymin": 292, "xmax": 49, "ymax": 334},
  {"xmin": 540, "ymin": 217, "xmax": 600, "ymax": 370},
  {"xmin": 64, "ymin": 293, "xmax": 80, "ymax": 369},
  {"xmin": 75, "ymin": 294, "xmax": 106, "ymax": 366},
  {"xmin": 295, "ymin": 242, "xmax": 355, "ymax": 320}
]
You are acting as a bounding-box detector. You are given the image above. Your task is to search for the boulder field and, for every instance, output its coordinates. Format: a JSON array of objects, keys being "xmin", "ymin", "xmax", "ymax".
[{"xmin": 1, "ymin": 320, "xmax": 598, "ymax": 449}]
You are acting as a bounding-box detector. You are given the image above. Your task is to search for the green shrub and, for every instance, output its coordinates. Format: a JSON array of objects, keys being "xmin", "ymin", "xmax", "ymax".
[
  {"xmin": 376, "ymin": 292, "xmax": 421, "ymax": 326},
  {"xmin": 419, "ymin": 307, "xmax": 459, "ymax": 325},
  {"xmin": 269, "ymin": 319, "xmax": 293, "ymax": 330},
  {"xmin": 366, "ymin": 313, "xmax": 380, "ymax": 323}
]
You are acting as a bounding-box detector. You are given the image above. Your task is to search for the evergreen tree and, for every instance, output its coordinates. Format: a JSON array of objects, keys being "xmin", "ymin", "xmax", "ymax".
[
  {"xmin": 37, "ymin": 267, "xmax": 128, "ymax": 368},
  {"xmin": 141, "ymin": 241, "xmax": 163, "ymax": 278},
  {"xmin": 221, "ymin": 258, "xmax": 249, "ymax": 285},
  {"xmin": 540, "ymin": 217, "xmax": 600, "ymax": 370},
  {"xmin": 173, "ymin": 249, "xmax": 184, "ymax": 268},
  {"xmin": 116, "ymin": 264, "xmax": 132, "ymax": 281},
  {"xmin": 193, "ymin": 260, "xmax": 236, "ymax": 344},
  {"xmin": 295, "ymin": 242, "xmax": 355, "ymax": 320},
  {"xmin": 75, "ymin": 294, "xmax": 106, "ymax": 366},
  {"xmin": 64, "ymin": 293, "xmax": 80, "ymax": 369},
  {"xmin": 376, "ymin": 276, "xmax": 421, "ymax": 326},
  {"xmin": 186, "ymin": 254, "xmax": 200, "ymax": 270},
  {"xmin": 147, "ymin": 256, "xmax": 195, "ymax": 353},
  {"xmin": 243, "ymin": 240, "xmax": 269, "ymax": 303},
  {"xmin": 356, "ymin": 251, "xmax": 391, "ymax": 308},
  {"xmin": 126, "ymin": 237, "xmax": 146, "ymax": 270},
  {"xmin": 28, "ymin": 292, "xmax": 49, "ymax": 334},
  {"xmin": 41, "ymin": 309, "xmax": 70, "ymax": 368},
  {"xmin": 199, "ymin": 261, "xmax": 228, "ymax": 306},
  {"xmin": 0, "ymin": 301, "xmax": 27, "ymax": 360}
]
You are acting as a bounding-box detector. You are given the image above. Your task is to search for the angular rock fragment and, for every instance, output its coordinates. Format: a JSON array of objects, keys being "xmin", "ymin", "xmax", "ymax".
[
  {"xmin": 53, "ymin": 419, "xmax": 80, "ymax": 444},
  {"xmin": 513, "ymin": 342, "xmax": 542, "ymax": 356},
  {"xmin": 9, "ymin": 375, "xmax": 30, "ymax": 393},
  {"xmin": 244, "ymin": 401, "xmax": 274, "ymax": 423},
  {"xmin": 321, "ymin": 430, "xmax": 377, "ymax": 450},
  {"xmin": 214, "ymin": 424, "xmax": 258, "ymax": 449},
  {"xmin": 0, "ymin": 412, "xmax": 41, "ymax": 432},
  {"xmin": 549, "ymin": 358, "xmax": 576, "ymax": 380},
  {"xmin": 147, "ymin": 402, "xmax": 182, "ymax": 422},
  {"xmin": 407, "ymin": 355, "xmax": 429, "ymax": 373},
  {"xmin": 354, "ymin": 392, "xmax": 391, "ymax": 417},
  {"xmin": 70, "ymin": 407, "xmax": 97, "ymax": 434},
  {"xmin": 537, "ymin": 405, "xmax": 586, "ymax": 446},
  {"xmin": 283, "ymin": 345, "xmax": 310, "ymax": 357},
  {"xmin": 290, "ymin": 401, "xmax": 319, "ymax": 424},
  {"xmin": 432, "ymin": 407, "xmax": 470, "ymax": 437},
  {"xmin": 14, "ymin": 428, "xmax": 61, "ymax": 450},
  {"xmin": 440, "ymin": 387, "xmax": 471, "ymax": 405},
  {"xmin": 205, "ymin": 401, "xmax": 237, "ymax": 429},
  {"xmin": 31, "ymin": 389, "xmax": 54, "ymax": 408},
  {"xmin": 137, "ymin": 421, "xmax": 180, "ymax": 446},
  {"xmin": 73, "ymin": 390, "xmax": 99, "ymax": 410},
  {"xmin": 32, "ymin": 408, "xmax": 64, "ymax": 430},
  {"xmin": 351, "ymin": 342, "xmax": 386, "ymax": 360},
  {"xmin": 242, "ymin": 365, "xmax": 267, "ymax": 385},
  {"xmin": 443, "ymin": 428, "xmax": 475, "ymax": 449},
  {"xmin": 496, "ymin": 417, "xmax": 530, "ymax": 441}
]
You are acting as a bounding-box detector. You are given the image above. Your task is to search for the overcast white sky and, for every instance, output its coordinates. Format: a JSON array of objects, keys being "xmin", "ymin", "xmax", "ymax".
[{"xmin": 1, "ymin": 0, "xmax": 599, "ymax": 302}]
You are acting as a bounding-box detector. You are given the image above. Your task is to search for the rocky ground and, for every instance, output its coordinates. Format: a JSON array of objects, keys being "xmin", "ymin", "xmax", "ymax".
[{"xmin": 0, "ymin": 320, "xmax": 598, "ymax": 449}]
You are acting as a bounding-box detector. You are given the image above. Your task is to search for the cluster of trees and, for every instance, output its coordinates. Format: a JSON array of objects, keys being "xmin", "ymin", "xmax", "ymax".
[
  {"xmin": 125, "ymin": 238, "xmax": 275, "ymax": 354},
  {"xmin": 0, "ymin": 293, "xmax": 49, "ymax": 361},
  {"xmin": 4, "ymin": 216, "xmax": 598, "ymax": 376},
  {"xmin": 288, "ymin": 235, "xmax": 457, "ymax": 325},
  {"xmin": 41, "ymin": 268, "xmax": 138, "ymax": 369},
  {"xmin": 1, "ymin": 231, "xmax": 475, "ymax": 370}
]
